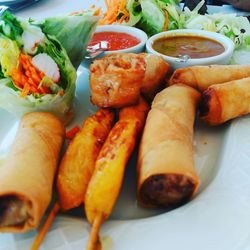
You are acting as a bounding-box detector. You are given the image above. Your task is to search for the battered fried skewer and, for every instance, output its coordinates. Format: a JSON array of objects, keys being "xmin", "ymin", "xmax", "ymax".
[
  {"xmin": 30, "ymin": 109, "xmax": 114, "ymax": 250},
  {"xmin": 85, "ymin": 98, "xmax": 149, "ymax": 250}
]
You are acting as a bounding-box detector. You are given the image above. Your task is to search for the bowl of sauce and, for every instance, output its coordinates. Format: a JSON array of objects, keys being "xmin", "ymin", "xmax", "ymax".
[
  {"xmin": 146, "ymin": 29, "xmax": 234, "ymax": 69},
  {"xmin": 87, "ymin": 25, "xmax": 148, "ymax": 56}
]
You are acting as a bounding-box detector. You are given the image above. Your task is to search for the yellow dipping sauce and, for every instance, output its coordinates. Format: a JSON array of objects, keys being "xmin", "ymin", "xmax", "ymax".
[{"xmin": 152, "ymin": 35, "xmax": 225, "ymax": 58}]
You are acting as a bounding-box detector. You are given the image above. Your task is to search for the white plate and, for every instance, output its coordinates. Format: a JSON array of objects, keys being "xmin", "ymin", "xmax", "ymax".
[
  {"xmin": 1, "ymin": 65, "xmax": 250, "ymax": 250},
  {"xmin": 1, "ymin": 0, "xmax": 250, "ymax": 249}
]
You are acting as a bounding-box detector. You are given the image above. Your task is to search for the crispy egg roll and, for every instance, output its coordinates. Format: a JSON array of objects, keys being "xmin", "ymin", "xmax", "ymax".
[
  {"xmin": 199, "ymin": 77, "xmax": 250, "ymax": 125},
  {"xmin": 90, "ymin": 53, "xmax": 169, "ymax": 108},
  {"xmin": 137, "ymin": 84, "xmax": 200, "ymax": 208},
  {"xmin": 169, "ymin": 65, "xmax": 250, "ymax": 91},
  {"xmin": 0, "ymin": 112, "xmax": 64, "ymax": 232},
  {"xmin": 90, "ymin": 53, "xmax": 146, "ymax": 108}
]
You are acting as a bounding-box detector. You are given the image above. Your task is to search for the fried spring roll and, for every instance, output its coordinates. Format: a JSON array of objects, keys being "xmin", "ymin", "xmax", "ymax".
[
  {"xmin": 85, "ymin": 98, "xmax": 149, "ymax": 250},
  {"xmin": 90, "ymin": 53, "xmax": 146, "ymax": 108},
  {"xmin": 90, "ymin": 53, "xmax": 169, "ymax": 108},
  {"xmin": 199, "ymin": 77, "xmax": 250, "ymax": 125},
  {"xmin": 169, "ymin": 65, "xmax": 250, "ymax": 91},
  {"xmin": 137, "ymin": 84, "xmax": 200, "ymax": 208},
  {"xmin": 57, "ymin": 109, "xmax": 114, "ymax": 210},
  {"xmin": 0, "ymin": 112, "xmax": 64, "ymax": 232}
]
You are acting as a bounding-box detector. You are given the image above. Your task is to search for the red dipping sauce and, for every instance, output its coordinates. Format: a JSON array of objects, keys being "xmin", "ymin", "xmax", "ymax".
[{"xmin": 89, "ymin": 31, "xmax": 140, "ymax": 51}]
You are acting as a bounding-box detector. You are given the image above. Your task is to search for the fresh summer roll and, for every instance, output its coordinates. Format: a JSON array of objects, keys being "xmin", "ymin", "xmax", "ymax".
[
  {"xmin": 199, "ymin": 77, "xmax": 250, "ymax": 125},
  {"xmin": 137, "ymin": 84, "xmax": 200, "ymax": 208},
  {"xmin": 169, "ymin": 65, "xmax": 250, "ymax": 91},
  {"xmin": 0, "ymin": 112, "xmax": 64, "ymax": 232},
  {"xmin": 0, "ymin": 11, "xmax": 98, "ymax": 121}
]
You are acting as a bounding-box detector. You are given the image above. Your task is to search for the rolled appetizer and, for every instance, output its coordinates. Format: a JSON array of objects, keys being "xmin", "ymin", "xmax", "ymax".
[
  {"xmin": 169, "ymin": 65, "xmax": 250, "ymax": 91},
  {"xmin": 0, "ymin": 112, "xmax": 64, "ymax": 232},
  {"xmin": 90, "ymin": 53, "xmax": 169, "ymax": 108},
  {"xmin": 0, "ymin": 11, "xmax": 99, "ymax": 121},
  {"xmin": 199, "ymin": 77, "xmax": 250, "ymax": 125},
  {"xmin": 137, "ymin": 84, "xmax": 200, "ymax": 208}
]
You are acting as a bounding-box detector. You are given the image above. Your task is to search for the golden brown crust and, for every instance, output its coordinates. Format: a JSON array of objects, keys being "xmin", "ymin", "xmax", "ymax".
[
  {"xmin": 137, "ymin": 84, "xmax": 200, "ymax": 208},
  {"xmin": 169, "ymin": 65, "xmax": 250, "ymax": 91},
  {"xmin": 141, "ymin": 54, "xmax": 170, "ymax": 100},
  {"xmin": 199, "ymin": 88, "xmax": 222, "ymax": 125},
  {"xmin": 90, "ymin": 53, "xmax": 169, "ymax": 108},
  {"xmin": 169, "ymin": 67, "xmax": 198, "ymax": 89},
  {"xmin": 0, "ymin": 112, "xmax": 64, "ymax": 232},
  {"xmin": 57, "ymin": 109, "xmax": 114, "ymax": 211},
  {"xmin": 85, "ymin": 98, "xmax": 149, "ymax": 224},
  {"xmin": 90, "ymin": 53, "xmax": 146, "ymax": 108},
  {"xmin": 199, "ymin": 77, "xmax": 250, "ymax": 125}
]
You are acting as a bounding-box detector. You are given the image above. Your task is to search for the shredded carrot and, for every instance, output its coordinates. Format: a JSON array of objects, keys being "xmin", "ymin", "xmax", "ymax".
[
  {"xmin": 93, "ymin": 7, "xmax": 101, "ymax": 16},
  {"xmin": 21, "ymin": 83, "xmax": 30, "ymax": 97},
  {"xmin": 66, "ymin": 125, "xmax": 80, "ymax": 139},
  {"xmin": 163, "ymin": 11, "xmax": 169, "ymax": 32},
  {"xmin": 11, "ymin": 53, "xmax": 52, "ymax": 98},
  {"xmin": 99, "ymin": 0, "xmax": 129, "ymax": 25}
]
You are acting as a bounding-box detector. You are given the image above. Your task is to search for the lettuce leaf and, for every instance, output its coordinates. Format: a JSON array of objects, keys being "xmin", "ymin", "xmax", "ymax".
[
  {"xmin": 0, "ymin": 11, "xmax": 23, "ymax": 46},
  {"xmin": 137, "ymin": 0, "xmax": 166, "ymax": 36},
  {"xmin": 124, "ymin": 0, "xmax": 180, "ymax": 36},
  {"xmin": 0, "ymin": 36, "xmax": 20, "ymax": 77},
  {"xmin": 125, "ymin": 0, "xmax": 142, "ymax": 26},
  {"xmin": 41, "ymin": 12, "xmax": 99, "ymax": 69}
]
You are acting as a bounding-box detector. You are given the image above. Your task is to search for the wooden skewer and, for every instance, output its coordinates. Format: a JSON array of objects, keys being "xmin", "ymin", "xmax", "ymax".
[
  {"xmin": 30, "ymin": 202, "xmax": 60, "ymax": 250},
  {"xmin": 86, "ymin": 213, "xmax": 103, "ymax": 250}
]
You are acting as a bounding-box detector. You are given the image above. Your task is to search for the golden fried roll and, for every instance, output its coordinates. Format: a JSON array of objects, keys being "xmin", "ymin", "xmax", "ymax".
[
  {"xmin": 85, "ymin": 98, "xmax": 149, "ymax": 225},
  {"xmin": 90, "ymin": 53, "xmax": 170, "ymax": 108},
  {"xmin": 137, "ymin": 84, "xmax": 200, "ymax": 208},
  {"xmin": 199, "ymin": 77, "xmax": 250, "ymax": 125},
  {"xmin": 57, "ymin": 109, "xmax": 114, "ymax": 211},
  {"xmin": 90, "ymin": 53, "xmax": 146, "ymax": 108},
  {"xmin": 0, "ymin": 112, "xmax": 64, "ymax": 232},
  {"xmin": 141, "ymin": 54, "xmax": 170, "ymax": 100},
  {"xmin": 169, "ymin": 65, "xmax": 250, "ymax": 91}
]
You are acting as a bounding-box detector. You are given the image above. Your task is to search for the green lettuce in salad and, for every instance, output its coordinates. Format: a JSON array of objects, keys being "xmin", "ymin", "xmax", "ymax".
[
  {"xmin": 41, "ymin": 11, "xmax": 99, "ymax": 69},
  {"xmin": 124, "ymin": 0, "xmax": 180, "ymax": 36},
  {"xmin": 118, "ymin": 0, "xmax": 250, "ymax": 48},
  {"xmin": 0, "ymin": 11, "xmax": 99, "ymax": 121}
]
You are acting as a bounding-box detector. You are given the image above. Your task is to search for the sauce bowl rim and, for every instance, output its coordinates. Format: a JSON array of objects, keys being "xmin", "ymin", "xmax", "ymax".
[
  {"xmin": 94, "ymin": 24, "xmax": 148, "ymax": 53},
  {"xmin": 146, "ymin": 29, "xmax": 235, "ymax": 64}
]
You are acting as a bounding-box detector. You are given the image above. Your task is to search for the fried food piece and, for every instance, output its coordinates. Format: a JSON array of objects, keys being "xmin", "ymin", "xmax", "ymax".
[
  {"xmin": 57, "ymin": 109, "xmax": 114, "ymax": 211},
  {"xmin": 141, "ymin": 53, "xmax": 170, "ymax": 100},
  {"xmin": 90, "ymin": 53, "xmax": 146, "ymax": 108},
  {"xmin": 169, "ymin": 65, "xmax": 250, "ymax": 91},
  {"xmin": 0, "ymin": 112, "xmax": 64, "ymax": 233},
  {"xmin": 31, "ymin": 109, "xmax": 114, "ymax": 250},
  {"xmin": 137, "ymin": 84, "xmax": 200, "ymax": 208},
  {"xmin": 199, "ymin": 77, "xmax": 250, "ymax": 125},
  {"xmin": 85, "ymin": 98, "xmax": 149, "ymax": 250},
  {"xmin": 90, "ymin": 53, "xmax": 169, "ymax": 108}
]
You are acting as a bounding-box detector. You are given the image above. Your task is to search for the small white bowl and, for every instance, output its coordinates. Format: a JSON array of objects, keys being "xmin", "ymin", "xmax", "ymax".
[
  {"xmin": 146, "ymin": 29, "xmax": 235, "ymax": 70},
  {"xmin": 82, "ymin": 25, "xmax": 148, "ymax": 67},
  {"xmin": 95, "ymin": 25, "xmax": 148, "ymax": 54}
]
